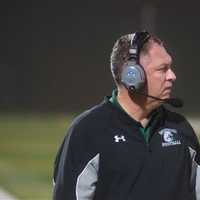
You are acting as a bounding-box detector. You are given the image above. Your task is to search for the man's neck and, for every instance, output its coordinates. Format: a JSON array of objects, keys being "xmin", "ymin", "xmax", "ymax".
[{"xmin": 117, "ymin": 88, "xmax": 155, "ymax": 127}]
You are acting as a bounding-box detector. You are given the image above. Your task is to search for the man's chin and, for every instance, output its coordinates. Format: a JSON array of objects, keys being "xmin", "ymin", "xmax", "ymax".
[{"xmin": 162, "ymin": 93, "xmax": 172, "ymax": 100}]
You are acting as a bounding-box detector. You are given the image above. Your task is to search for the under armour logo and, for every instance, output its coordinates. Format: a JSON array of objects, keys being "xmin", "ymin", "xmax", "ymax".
[{"xmin": 114, "ymin": 135, "xmax": 126, "ymax": 143}]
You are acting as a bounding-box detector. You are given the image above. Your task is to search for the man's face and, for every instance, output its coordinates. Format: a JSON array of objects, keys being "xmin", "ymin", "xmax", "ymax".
[{"xmin": 140, "ymin": 42, "xmax": 176, "ymax": 101}]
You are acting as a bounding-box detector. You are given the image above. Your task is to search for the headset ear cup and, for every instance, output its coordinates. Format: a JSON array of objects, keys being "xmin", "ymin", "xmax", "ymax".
[{"xmin": 121, "ymin": 61, "xmax": 146, "ymax": 91}]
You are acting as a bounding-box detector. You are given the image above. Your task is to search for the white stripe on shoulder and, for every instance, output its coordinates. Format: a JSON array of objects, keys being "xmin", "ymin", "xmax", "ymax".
[
  {"xmin": 188, "ymin": 146, "xmax": 200, "ymax": 200},
  {"xmin": 76, "ymin": 153, "xmax": 100, "ymax": 200}
]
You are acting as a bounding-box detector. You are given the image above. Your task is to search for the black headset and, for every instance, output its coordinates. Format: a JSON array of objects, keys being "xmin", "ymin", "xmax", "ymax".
[{"xmin": 121, "ymin": 31, "xmax": 151, "ymax": 91}]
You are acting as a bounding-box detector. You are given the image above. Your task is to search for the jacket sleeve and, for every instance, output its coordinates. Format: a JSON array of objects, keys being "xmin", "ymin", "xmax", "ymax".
[
  {"xmin": 182, "ymin": 119, "xmax": 200, "ymax": 200},
  {"xmin": 53, "ymin": 124, "xmax": 99, "ymax": 200},
  {"xmin": 183, "ymin": 119, "xmax": 200, "ymax": 163}
]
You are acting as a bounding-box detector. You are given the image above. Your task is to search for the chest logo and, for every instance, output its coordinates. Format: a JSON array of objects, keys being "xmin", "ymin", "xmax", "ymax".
[
  {"xmin": 114, "ymin": 135, "xmax": 126, "ymax": 143},
  {"xmin": 159, "ymin": 128, "xmax": 181, "ymax": 147}
]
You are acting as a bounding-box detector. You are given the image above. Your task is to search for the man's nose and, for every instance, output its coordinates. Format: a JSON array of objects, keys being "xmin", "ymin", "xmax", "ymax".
[{"xmin": 167, "ymin": 68, "xmax": 176, "ymax": 82}]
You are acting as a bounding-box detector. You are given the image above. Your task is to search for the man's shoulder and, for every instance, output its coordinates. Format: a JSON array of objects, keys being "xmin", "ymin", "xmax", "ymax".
[
  {"xmin": 163, "ymin": 107, "xmax": 186, "ymax": 123},
  {"xmin": 163, "ymin": 107, "xmax": 195, "ymax": 136},
  {"xmin": 69, "ymin": 100, "xmax": 112, "ymax": 134}
]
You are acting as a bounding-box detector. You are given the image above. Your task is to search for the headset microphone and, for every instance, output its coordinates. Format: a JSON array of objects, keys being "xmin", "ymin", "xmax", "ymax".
[
  {"xmin": 128, "ymin": 86, "xmax": 183, "ymax": 108},
  {"xmin": 164, "ymin": 98, "xmax": 183, "ymax": 108}
]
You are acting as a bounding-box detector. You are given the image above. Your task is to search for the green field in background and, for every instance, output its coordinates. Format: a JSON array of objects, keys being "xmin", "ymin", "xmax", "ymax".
[
  {"xmin": 0, "ymin": 113, "xmax": 199, "ymax": 200},
  {"xmin": 0, "ymin": 113, "xmax": 75, "ymax": 200}
]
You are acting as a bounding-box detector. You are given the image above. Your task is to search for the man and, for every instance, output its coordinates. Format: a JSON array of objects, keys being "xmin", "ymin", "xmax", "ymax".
[{"xmin": 53, "ymin": 31, "xmax": 200, "ymax": 200}]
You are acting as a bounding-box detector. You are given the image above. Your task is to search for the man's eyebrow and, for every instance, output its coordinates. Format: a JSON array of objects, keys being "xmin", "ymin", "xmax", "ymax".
[{"xmin": 160, "ymin": 60, "xmax": 173, "ymax": 67}]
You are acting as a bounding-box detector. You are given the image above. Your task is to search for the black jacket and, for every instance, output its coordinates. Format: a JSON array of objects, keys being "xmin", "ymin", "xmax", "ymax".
[{"xmin": 53, "ymin": 98, "xmax": 200, "ymax": 200}]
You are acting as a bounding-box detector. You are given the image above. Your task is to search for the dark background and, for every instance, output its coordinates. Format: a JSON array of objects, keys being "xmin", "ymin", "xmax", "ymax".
[{"xmin": 0, "ymin": 0, "xmax": 199, "ymax": 114}]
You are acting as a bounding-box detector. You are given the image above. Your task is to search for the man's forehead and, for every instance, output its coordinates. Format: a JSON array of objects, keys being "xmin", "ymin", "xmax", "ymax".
[{"xmin": 146, "ymin": 42, "xmax": 172, "ymax": 63}]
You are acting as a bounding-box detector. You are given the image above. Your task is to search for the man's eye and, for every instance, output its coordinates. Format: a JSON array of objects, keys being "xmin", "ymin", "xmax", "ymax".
[
  {"xmin": 158, "ymin": 66, "xmax": 169, "ymax": 71},
  {"xmin": 158, "ymin": 67, "xmax": 166, "ymax": 71}
]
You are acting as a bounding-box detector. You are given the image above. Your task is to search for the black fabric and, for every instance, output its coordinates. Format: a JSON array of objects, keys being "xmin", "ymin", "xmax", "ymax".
[{"xmin": 53, "ymin": 97, "xmax": 200, "ymax": 200}]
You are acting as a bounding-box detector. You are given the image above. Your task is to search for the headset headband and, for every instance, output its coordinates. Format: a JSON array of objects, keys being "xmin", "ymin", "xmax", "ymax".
[{"xmin": 129, "ymin": 31, "xmax": 151, "ymax": 62}]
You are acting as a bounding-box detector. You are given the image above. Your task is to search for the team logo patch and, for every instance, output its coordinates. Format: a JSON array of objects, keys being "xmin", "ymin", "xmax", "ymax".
[{"xmin": 159, "ymin": 128, "xmax": 181, "ymax": 147}]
